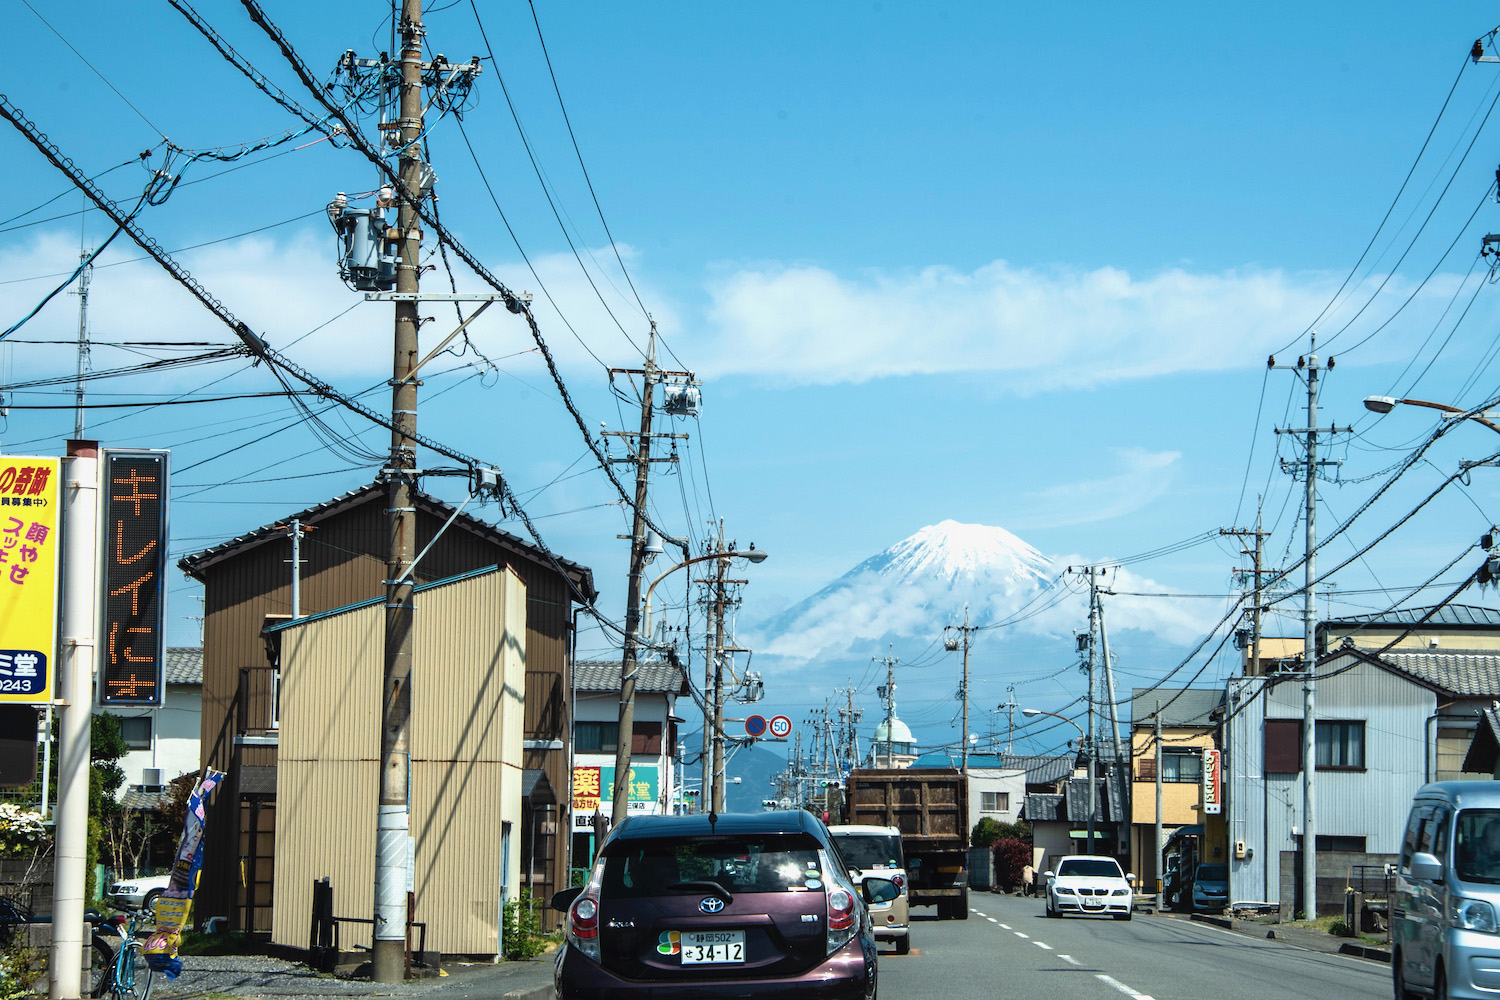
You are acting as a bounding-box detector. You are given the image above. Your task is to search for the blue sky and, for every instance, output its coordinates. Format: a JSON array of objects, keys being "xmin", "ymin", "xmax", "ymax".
[{"xmin": 8, "ymin": 2, "xmax": 1500, "ymax": 758}]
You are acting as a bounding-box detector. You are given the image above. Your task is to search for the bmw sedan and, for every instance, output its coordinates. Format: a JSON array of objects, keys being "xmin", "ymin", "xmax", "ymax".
[{"xmin": 1044, "ymin": 855, "xmax": 1134, "ymax": 921}]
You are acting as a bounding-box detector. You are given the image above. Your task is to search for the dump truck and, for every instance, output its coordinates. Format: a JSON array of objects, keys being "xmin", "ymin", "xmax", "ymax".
[{"xmin": 844, "ymin": 768, "xmax": 970, "ymax": 919}]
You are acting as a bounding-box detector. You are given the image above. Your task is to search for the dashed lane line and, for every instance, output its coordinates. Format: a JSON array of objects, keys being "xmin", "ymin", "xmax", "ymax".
[
  {"xmin": 1014, "ymin": 931, "xmax": 1030, "ymax": 939},
  {"xmin": 1096, "ymin": 974, "xmax": 1155, "ymax": 1000},
  {"xmin": 1059, "ymin": 955, "xmax": 1080, "ymax": 965},
  {"xmin": 998, "ymin": 923, "xmax": 1011, "ymax": 930},
  {"xmin": 1033, "ymin": 941, "xmax": 1052, "ymax": 950},
  {"xmin": 986, "ymin": 917, "xmax": 998, "ymax": 923}
]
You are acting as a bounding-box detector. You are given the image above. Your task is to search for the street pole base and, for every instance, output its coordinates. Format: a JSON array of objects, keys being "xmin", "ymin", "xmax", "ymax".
[{"xmin": 371, "ymin": 939, "xmax": 406, "ymax": 983}]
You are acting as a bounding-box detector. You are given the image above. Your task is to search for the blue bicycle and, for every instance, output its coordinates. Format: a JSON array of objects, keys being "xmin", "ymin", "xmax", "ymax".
[{"xmin": 95, "ymin": 907, "xmax": 153, "ymax": 1000}]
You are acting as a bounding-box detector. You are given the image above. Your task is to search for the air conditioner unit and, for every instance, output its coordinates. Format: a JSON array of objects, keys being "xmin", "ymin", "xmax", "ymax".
[{"xmin": 142, "ymin": 767, "xmax": 162, "ymax": 789}]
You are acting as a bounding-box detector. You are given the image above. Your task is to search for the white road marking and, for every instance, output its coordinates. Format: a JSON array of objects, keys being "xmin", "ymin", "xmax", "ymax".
[
  {"xmin": 986, "ymin": 917, "xmax": 998, "ymax": 923},
  {"xmin": 1014, "ymin": 931, "xmax": 1030, "ymax": 939},
  {"xmin": 1096, "ymin": 974, "xmax": 1155, "ymax": 1000},
  {"xmin": 1033, "ymin": 941, "xmax": 1053, "ymax": 950},
  {"xmin": 974, "ymin": 911, "xmax": 986, "ymax": 917},
  {"xmin": 998, "ymin": 923, "xmax": 1011, "ymax": 930},
  {"xmin": 1059, "ymin": 955, "xmax": 1080, "ymax": 965}
]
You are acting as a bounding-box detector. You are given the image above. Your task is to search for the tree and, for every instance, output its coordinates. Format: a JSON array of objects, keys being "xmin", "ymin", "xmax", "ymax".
[
  {"xmin": 971, "ymin": 817, "xmax": 1006, "ymax": 848},
  {"xmin": 992, "ymin": 837, "xmax": 1031, "ymax": 891}
]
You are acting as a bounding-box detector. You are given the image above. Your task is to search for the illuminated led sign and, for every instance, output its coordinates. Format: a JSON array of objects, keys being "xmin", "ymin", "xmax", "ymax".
[{"xmin": 100, "ymin": 450, "xmax": 168, "ymax": 706}]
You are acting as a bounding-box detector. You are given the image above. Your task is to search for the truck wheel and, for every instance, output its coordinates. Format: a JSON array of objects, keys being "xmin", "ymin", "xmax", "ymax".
[
  {"xmin": 954, "ymin": 889, "xmax": 969, "ymax": 920},
  {"xmin": 896, "ymin": 935, "xmax": 910, "ymax": 955}
]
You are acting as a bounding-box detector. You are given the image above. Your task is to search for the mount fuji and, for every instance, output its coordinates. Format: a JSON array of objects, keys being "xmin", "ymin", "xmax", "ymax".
[{"xmin": 757, "ymin": 519, "xmax": 1062, "ymax": 660}]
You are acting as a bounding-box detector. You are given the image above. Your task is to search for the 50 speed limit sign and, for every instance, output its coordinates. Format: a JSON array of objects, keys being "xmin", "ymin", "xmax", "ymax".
[{"xmin": 768, "ymin": 715, "xmax": 792, "ymax": 738}]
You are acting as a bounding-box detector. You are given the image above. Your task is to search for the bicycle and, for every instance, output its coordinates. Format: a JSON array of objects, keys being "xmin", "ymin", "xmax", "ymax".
[{"xmin": 94, "ymin": 906, "xmax": 154, "ymax": 1000}]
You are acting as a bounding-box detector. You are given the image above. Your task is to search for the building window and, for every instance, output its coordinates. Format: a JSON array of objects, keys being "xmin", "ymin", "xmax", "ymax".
[
  {"xmin": 270, "ymin": 670, "xmax": 280, "ymax": 730},
  {"xmin": 1264, "ymin": 718, "xmax": 1302, "ymax": 773},
  {"xmin": 1315, "ymin": 835, "xmax": 1367, "ymax": 853},
  {"xmin": 1315, "ymin": 721, "xmax": 1365, "ymax": 770},
  {"xmin": 1161, "ymin": 750, "xmax": 1202, "ymax": 783},
  {"xmin": 576, "ymin": 722, "xmax": 619, "ymax": 753},
  {"xmin": 119, "ymin": 716, "xmax": 151, "ymax": 750},
  {"xmin": 981, "ymin": 791, "xmax": 1009, "ymax": 813}
]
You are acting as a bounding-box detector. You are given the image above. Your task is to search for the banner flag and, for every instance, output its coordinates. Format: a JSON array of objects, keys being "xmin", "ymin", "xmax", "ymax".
[{"xmin": 145, "ymin": 769, "xmax": 224, "ymax": 978}]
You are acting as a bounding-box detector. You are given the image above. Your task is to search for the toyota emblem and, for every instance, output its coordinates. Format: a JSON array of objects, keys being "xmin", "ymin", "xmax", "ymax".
[{"xmin": 699, "ymin": 896, "xmax": 725, "ymax": 914}]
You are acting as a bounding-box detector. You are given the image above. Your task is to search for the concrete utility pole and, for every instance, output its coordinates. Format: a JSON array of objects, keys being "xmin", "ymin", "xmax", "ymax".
[
  {"xmin": 944, "ymin": 610, "xmax": 975, "ymax": 772},
  {"xmin": 373, "ymin": 0, "xmax": 424, "ymax": 981},
  {"xmin": 1066, "ymin": 565, "xmax": 1106, "ymax": 855},
  {"xmin": 1096, "ymin": 587, "xmax": 1126, "ymax": 853},
  {"xmin": 604, "ymin": 328, "xmax": 692, "ymax": 824},
  {"xmin": 874, "ymin": 647, "xmax": 897, "ymax": 765},
  {"xmin": 51, "ymin": 441, "xmax": 98, "ymax": 1000},
  {"xmin": 709, "ymin": 542, "xmax": 729, "ymax": 812},
  {"xmin": 1154, "ymin": 707, "xmax": 1164, "ymax": 911},
  {"xmin": 1222, "ymin": 512, "xmax": 1269, "ymax": 676},
  {"xmin": 72, "ymin": 251, "xmax": 91, "ymax": 439},
  {"xmin": 1273, "ymin": 334, "xmax": 1340, "ymax": 918}
]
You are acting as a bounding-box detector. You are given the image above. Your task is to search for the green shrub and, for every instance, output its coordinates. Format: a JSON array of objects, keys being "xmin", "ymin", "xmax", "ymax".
[
  {"xmin": 501, "ymin": 890, "xmax": 547, "ymax": 960},
  {"xmin": 1328, "ymin": 919, "xmax": 1353, "ymax": 938}
]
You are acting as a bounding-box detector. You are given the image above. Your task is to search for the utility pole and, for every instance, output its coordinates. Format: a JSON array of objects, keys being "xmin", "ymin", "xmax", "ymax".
[
  {"xmin": 1154, "ymin": 706, "xmax": 1164, "ymax": 911},
  {"xmin": 1222, "ymin": 513, "xmax": 1269, "ymax": 676},
  {"xmin": 1273, "ymin": 334, "xmax": 1341, "ymax": 918},
  {"xmin": 1067, "ymin": 565, "xmax": 1106, "ymax": 854},
  {"xmin": 997, "ymin": 686, "xmax": 1018, "ymax": 754},
  {"xmin": 602, "ymin": 327, "xmax": 691, "ymax": 824},
  {"xmin": 1096, "ymin": 583, "xmax": 1125, "ymax": 853},
  {"xmin": 373, "ymin": 2, "xmax": 425, "ymax": 980},
  {"xmin": 874, "ymin": 647, "xmax": 897, "ymax": 766},
  {"xmin": 709, "ymin": 540, "xmax": 729, "ymax": 813},
  {"xmin": 944, "ymin": 609, "xmax": 974, "ymax": 772},
  {"xmin": 72, "ymin": 251, "xmax": 91, "ymax": 438}
]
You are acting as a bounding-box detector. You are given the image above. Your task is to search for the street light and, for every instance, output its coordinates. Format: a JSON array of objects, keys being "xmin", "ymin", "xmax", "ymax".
[
  {"xmin": 1363, "ymin": 395, "xmax": 1500, "ymax": 435},
  {"xmin": 613, "ymin": 545, "xmax": 767, "ymax": 822},
  {"xmin": 1022, "ymin": 707, "xmax": 1097, "ymax": 855}
]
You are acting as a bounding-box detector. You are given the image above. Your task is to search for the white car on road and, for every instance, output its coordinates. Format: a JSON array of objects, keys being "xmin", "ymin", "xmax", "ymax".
[{"xmin": 1044, "ymin": 855, "xmax": 1133, "ymax": 920}]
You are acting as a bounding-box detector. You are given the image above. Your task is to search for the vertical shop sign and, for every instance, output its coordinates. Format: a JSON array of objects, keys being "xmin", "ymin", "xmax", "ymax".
[
  {"xmin": 0, "ymin": 457, "xmax": 59, "ymax": 704},
  {"xmin": 100, "ymin": 450, "xmax": 168, "ymax": 706}
]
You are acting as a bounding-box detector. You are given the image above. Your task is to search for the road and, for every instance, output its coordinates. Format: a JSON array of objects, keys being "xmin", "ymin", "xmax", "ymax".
[{"xmin": 877, "ymin": 896, "xmax": 1391, "ymax": 1000}]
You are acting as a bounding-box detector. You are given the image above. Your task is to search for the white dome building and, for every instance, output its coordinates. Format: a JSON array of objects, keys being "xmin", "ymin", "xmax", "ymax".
[{"xmin": 869, "ymin": 716, "xmax": 917, "ymax": 769}]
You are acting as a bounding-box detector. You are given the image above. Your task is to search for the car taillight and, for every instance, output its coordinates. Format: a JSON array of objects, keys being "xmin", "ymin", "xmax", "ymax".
[
  {"xmin": 891, "ymin": 873, "xmax": 905, "ymax": 891},
  {"xmin": 569, "ymin": 895, "xmax": 601, "ymax": 961},
  {"xmin": 826, "ymin": 885, "xmax": 856, "ymax": 953}
]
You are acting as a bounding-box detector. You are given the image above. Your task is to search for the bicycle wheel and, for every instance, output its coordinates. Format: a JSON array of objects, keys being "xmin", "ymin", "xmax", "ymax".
[
  {"xmin": 89, "ymin": 935, "xmax": 115, "ymax": 998},
  {"xmin": 110, "ymin": 943, "xmax": 154, "ymax": 1000}
]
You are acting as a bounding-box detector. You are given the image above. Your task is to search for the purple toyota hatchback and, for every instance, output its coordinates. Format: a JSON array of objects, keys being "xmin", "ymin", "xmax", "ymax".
[{"xmin": 552, "ymin": 811, "xmax": 897, "ymax": 1000}]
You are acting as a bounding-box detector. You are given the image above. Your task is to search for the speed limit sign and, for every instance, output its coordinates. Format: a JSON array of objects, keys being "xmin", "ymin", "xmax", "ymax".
[{"xmin": 769, "ymin": 715, "xmax": 792, "ymax": 738}]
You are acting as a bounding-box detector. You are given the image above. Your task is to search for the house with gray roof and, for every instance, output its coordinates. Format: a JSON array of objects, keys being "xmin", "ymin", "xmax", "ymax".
[
  {"xmin": 111, "ymin": 646, "xmax": 203, "ymax": 802},
  {"xmin": 570, "ymin": 657, "xmax": 689, "ymax": 862},
  {"xmin": 1225, "ymin": 625, "xmax": 1500, "ymax": 918}
]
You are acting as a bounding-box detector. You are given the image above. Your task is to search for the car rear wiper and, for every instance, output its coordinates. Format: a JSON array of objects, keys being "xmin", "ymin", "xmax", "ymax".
[{"xmin": 668, "ymin": 880, "xmax": 734, "ymax": 904}]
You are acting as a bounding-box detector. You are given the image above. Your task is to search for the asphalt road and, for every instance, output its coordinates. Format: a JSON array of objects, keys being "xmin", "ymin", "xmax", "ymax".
[{"xmin": 878, "ymin": 896, "xmax": 1391, "ymax": 1000}]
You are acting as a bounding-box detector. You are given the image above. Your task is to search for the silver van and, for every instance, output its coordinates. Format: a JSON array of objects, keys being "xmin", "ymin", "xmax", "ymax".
[{"xmin": 1394, "ymin": 782, "xmax": 1500, "ymax": 999}]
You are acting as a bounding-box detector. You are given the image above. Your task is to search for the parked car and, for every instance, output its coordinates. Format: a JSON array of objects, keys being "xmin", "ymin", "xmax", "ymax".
[
  {"xmin": 1043, "ymin": 855, "xmax": 1133, "ymax": 921},
  {"xmin": 551, "ymin": 811, "xmax": 897, "ymax": 1000},
  {"xmin": 107, "ymin": 873, "xmax": 170, "ymax": 914},
  {"xmin": 829, "ymin": 824, "xmax": 910, "ymax": 954},
  {"xmin": 1190, "ymin": 863, "xmax": 1228, "ymax": 913},
  {"xmin": 1394, "ymin": 781, "xmax": 1500, "ymax": 1000}
]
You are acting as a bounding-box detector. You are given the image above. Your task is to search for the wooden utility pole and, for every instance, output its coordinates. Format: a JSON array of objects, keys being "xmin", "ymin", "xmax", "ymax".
[{"xmin": 374, "ymin": 0, "xmax": 423, "ymax": 982}]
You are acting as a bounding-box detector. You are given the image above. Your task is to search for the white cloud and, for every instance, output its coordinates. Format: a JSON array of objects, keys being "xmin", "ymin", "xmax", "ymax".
[
  {"xmin": 1013, "ymin": 447, "xmax": 1182, "ymax": 529},
  {"xmin": 694, "ymin": 260, "xmax": 1433, "ymax": 389}
]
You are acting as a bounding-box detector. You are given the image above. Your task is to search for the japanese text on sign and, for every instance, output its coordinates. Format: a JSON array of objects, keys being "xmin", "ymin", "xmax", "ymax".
[
  {"xmin": 101, "ymin": 451, "xmax": 168, "ymax": 706},
  {"xmin": 0, "ymin": 457, "xmax": 59, "ymax": 704}
]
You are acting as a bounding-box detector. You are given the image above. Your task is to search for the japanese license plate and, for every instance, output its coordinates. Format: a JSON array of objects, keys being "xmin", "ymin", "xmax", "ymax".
[
  {"xmin": 680, "ymin": 930, "xmax": 745, "ymax": 964},
  {"xmin": 1082, "ymin": 897, "xmax": 1105, "ymax": 909}
]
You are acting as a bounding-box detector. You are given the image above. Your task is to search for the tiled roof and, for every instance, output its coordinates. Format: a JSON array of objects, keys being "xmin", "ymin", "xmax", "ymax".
[
  {"xmin": 1463, "ymin": 703, "xmax": 1500, "ymax": 774},
  {"xmin": 908, "ymin": 752, "xmax": 1019, "ymax": 771},
  {"xmin": 1380, "ymin": 650, "xmax": 1500, "ymax": 697},
  {"xmin": 1324, "ymin": 604, "xmax": 1500, "ymax": 629},
  {"xmin": 1000, "ymin": 753, "xmax": 1076, "ymax": 786},
  {"xmin": 1128, "ymin": 687, "xmax": 1223, "ymax": 727},
  {"xmin": 1025, "ymin": 776, "xmax": 1124, "ymax": 824},
  {"xmin": 176, "ymin": 481, "xmax": 595, "ymax": 600},
  {"xmin": 574, "ymin": 659, "xmax": 687, "ymax": 695},
  {"xmin": 164, "ymin": 647, "xmax": 202, "ymax": 686},
  {"xmin": 119, "ymin": 788, "xmax": 168, "ymax": 811}
]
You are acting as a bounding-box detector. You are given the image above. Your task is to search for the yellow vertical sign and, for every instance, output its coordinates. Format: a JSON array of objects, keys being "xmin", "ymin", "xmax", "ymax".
[{"xmin": 0, "ymin": 457, "xmax": 60, "ymax": 704}]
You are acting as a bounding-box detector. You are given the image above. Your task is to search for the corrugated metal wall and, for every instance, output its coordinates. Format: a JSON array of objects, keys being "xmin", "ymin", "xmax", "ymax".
[
  {"xmin": 270, "ymin": 566, "xmax": 524, "ymax": 957},
  {"xmin": 192, "ymin": 492, "xmax": 580, "ymax": 933}
]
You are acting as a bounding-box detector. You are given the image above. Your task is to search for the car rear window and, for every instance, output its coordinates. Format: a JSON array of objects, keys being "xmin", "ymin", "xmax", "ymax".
[
  {"xmin": 601, "ymin": 833, "xmax": 827, "ymax": 897},
  {"xmin": 831, "ymin": 834, "xmax": 903, "ymax": 870},
  {"xmin": 1057, "ymin": 859, "xmax": 1123, "ymax": 878}
]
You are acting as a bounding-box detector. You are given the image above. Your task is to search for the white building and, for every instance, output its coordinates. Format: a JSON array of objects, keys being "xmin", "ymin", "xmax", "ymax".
[
  {"xmin": 910, "ymin": 751, "xmax": 1026, "ymax": 828},
  {"xmin": 570, "ymin": 658, "xmax": 687, "ymax": 862},
  {"xmin": 868, "ymin": 716, "xmax": 918, "ymax": 769},
  {"xmin": 111, "ymin": 647, "xmax": 202, "ymax": 798}
]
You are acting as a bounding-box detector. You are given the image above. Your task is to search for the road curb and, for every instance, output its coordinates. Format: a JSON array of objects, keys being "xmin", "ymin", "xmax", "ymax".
[
  {"xmin": 1188, "ymin": 913, "xmax": 1234, "ymax": 930},
  {"xmin": 1336, "ymin": 943, "xmax": 1392, "ymax": 963},
  {"xmin": 503, "ymin": 984, "xmax": 554, "ymax": 1000}
]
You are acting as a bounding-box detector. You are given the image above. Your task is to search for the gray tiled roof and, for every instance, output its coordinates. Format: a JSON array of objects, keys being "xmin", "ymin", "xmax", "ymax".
[
  {"xmin": 1022, "ymin": 776, "xmax": 1124, "ymax": 824},
  {"xmin": 1381, "ymin": 651, "xmax": 1500, "ymax": 697},
  {"xmin": 1325, "ymin": 604, "xmax": 1500, "ymax": 628},
  {"xmin": 574, "ymin": 659, "xmax": 686, "ymax": 694},
  {"xmin": 164, "ymin": 647, "xmax": 202, "ymax": 685},
  {"xmin": 1128, "ymin": 687, "xmax": 1223, "ymax": 727},
  {"xmin": 1001, "ymin": 754, "xmax": 1076, "ymax": 786}
]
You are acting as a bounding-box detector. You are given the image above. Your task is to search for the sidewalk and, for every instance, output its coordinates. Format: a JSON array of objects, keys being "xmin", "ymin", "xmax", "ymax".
[
  {"xmin": 152, "ymin": 947, "xmax": 557, "ymax": 1000},
  {"xmin": 1163, "ymin": 910, "xmax": 1392, "ymax": 963}
]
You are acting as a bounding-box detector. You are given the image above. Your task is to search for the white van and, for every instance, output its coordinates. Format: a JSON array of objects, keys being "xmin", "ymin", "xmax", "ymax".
[{"xmin": 1394, "ymin": 782, "xmax": 1500, "ymax": 999}]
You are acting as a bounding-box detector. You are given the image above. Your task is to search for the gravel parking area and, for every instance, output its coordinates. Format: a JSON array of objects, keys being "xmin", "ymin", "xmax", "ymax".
[{"xmin": 150, "ymin": 952, "xmax": 556, "ymax": 1000}]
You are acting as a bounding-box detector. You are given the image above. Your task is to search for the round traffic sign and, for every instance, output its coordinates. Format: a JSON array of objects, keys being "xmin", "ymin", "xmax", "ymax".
[
  {"xmin": 745, "ymin": 714, "xmax": 768, "ymax": 738},
  {"xmin": 769, "ymin": 715, "xmax": 792, "ymax": 738}
]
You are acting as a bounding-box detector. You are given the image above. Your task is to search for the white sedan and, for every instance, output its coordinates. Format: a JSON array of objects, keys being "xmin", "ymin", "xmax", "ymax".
[
  {"xmin": 107, "ymin": 873, "xmax": 171, "ymax": 914},
  {"xmin": 1044, "ymin": 855, "xmax": 1133, "ymax": 921}
]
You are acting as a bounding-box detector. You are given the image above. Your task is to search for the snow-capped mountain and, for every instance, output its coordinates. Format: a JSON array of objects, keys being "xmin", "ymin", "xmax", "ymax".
[{"xmin": 757, "ymin": 520, "xmax": 1058, "ymax": 660}]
